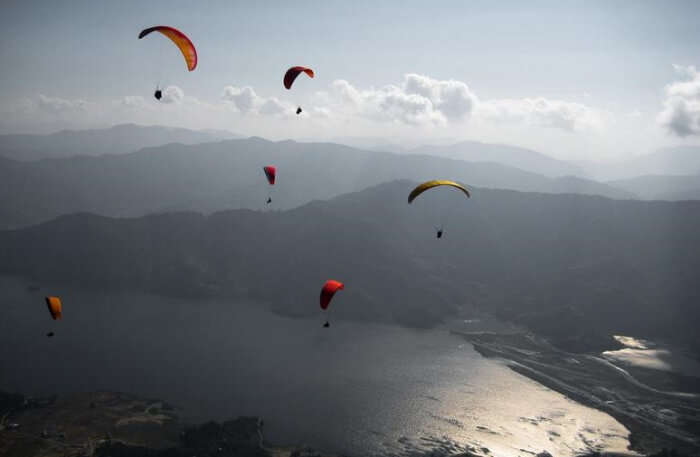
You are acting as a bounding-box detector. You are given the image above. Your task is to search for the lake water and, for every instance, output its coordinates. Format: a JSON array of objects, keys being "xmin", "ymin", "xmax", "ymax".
[{"xmin": 0, "ymin": 276, "xmax": 633, "ymax": 456}]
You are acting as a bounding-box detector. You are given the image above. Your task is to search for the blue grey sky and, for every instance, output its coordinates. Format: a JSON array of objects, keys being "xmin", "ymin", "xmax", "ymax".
[{"xmin": 1, "ymin": 0, "xmax": 699, "ymax": 160}]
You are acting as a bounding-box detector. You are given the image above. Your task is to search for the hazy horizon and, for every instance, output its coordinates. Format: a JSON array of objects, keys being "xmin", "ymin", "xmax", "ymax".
[{"xmin": 2, "ymin": 1, "xmax": 700, "ymax": 160}]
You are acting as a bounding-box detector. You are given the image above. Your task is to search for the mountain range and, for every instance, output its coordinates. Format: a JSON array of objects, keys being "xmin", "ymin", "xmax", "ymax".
[
  {"xmin": 0, "ymin": 124, "xmax": 239, "ymax": 161},
  {"xmin": 609, "ymin": 174, "xmax": 700, "ymax": 201},
  {"xmin": 0, "ymin": 136, "xmax": 634, "ymax": 229},
  {"xmin": 2, "ymin": 180, "xmax": 698, "ymax": 353},
  {"xmin": 409, "ymin": 140, "xmax": 584, "ymax": 178},
  {"xmin": 575, "ymin": 146, "xmax": 700, "ymax": 181}
]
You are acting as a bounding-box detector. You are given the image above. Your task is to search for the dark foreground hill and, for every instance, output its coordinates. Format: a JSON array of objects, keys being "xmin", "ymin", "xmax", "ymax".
[
  {"xmin": 0, "ymin": 137, "xmax": 633, "ymax": 229},
  {"xmin": 1, "ymin": 181, "xmax": 698, "ymax": 353}
]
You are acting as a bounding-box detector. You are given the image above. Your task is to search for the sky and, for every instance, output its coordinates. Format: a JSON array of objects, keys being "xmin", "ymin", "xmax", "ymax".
[{"xmin": 1, "ymin": 0, "xmax": 699, "ymax": 161}]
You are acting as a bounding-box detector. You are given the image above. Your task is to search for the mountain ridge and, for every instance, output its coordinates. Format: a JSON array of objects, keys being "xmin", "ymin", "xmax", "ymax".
[
  {"xmin": 0, "ymin": 137, "xmax": 634, "ymax": 229},
  {"xmin": 2, "ymin": 180, "xmax": 697, "ymax": 352},
  {"xmin": 0, "ymin": 123, "xmax": 240, "ymax": 161}
]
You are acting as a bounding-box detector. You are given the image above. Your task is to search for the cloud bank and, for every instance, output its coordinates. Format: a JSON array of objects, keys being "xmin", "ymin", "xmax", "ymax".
[
  {"xmin": 329, "ymin": 74, "xmax": 477, "ymax": 125},
  {"xmin": 478, "ymin": 97, "xmax": 604, "ymax": 132},
  {"xmin": 324, "ymin": 74, "xmax": 603, "ymax": 132},
  {"xmin": 3, "ymin": 74, "xmax": 608, "ymax": 142},
  {"xmin": 222, "ymin": 85, "xmax": 292, "ymax": 116},
  {"xmin": 658, "ymin": 65, "xmax": 700, "ymax": 137}
]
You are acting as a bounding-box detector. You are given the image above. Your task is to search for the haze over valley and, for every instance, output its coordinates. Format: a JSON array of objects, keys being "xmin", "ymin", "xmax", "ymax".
[{"xmin": 2, "ymin": 2, "xmax": 700, "ymax": 456}]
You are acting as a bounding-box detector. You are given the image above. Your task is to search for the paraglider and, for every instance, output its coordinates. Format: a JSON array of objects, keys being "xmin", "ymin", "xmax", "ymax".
[
  {"xmin": 45, "ymin": 296, "xmax": 62, "ymax": 337},
  {"xmin": 263, "ymin": 166, "xmax": 276, "ymax": 204},
  {"xmin": 408, "ymin": 180, "xmax": 471, "ymax": 239},
  {"xmin": 263, "ymin": 166, "xmax": 276, "ymax": 185},
  {"xmin": 320, "ymin": 280, "xmax": 344, "ymax": 328},
  {"xmin": 138, "ymin": 26, "xmax": 197, "ymax": 100},
  {"xmin": 407, "ymin": 180, "xmax": 471, "ymax": 203},
  {"xmin": 283, "ymin": 66, "xmax": 314, "ymax": 90},
  {"xmin": 284, "ymin": 66, "xmax": 314, "ymax": 115},
  {"xmin": 138, "ymin": 26, "xmax": 198, "ymax": 71},
  {"xmin": 45, "ymin": 296, "xmax": 62, "ymax": 320}
]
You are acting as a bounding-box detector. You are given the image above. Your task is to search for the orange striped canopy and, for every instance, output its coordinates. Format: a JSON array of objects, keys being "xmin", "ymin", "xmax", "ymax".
[{"xmin": 139, "ymin": 26, "xmax": 197, "ymax": 71}]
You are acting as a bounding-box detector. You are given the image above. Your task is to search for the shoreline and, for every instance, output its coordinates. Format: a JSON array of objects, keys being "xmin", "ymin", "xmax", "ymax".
[{"xmin": 456, "ymin": 331, "xmax": 700, "ymax": 456}]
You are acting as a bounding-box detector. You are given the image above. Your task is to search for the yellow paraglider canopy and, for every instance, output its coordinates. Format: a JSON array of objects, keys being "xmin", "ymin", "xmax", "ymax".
[{"xmin": 407, "ymin": 180, "xmax": 471, "ymax": 204}]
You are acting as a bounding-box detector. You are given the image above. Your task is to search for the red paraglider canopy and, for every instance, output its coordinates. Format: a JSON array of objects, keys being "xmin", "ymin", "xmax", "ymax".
[
  {"xmin": 263, "ymin": 166, "xmax": 276, "ymax": 185},
  {"xmin": 320, "ymin": 280, "xmax": 344, "ymax": 310},
  {"xmin": 45, "ymin": 296, "xmax": 62, "ymax": 320},
  {"xmin": 284, "ymin": 66, "xmax": 314, "ymax": 90}
]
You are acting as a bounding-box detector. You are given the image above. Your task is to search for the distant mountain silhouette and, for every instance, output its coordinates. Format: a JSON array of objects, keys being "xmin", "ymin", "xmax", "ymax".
[
  {"xmin": 2, "ymin": 181, "xmax": 697, "ymax": 353},
  {"xmin": 609, "ymin": 174, "xmax": 700, "ymax": 200},
  {"xmin": 576, "ymin": 146, "xmax": 700, "ymax": 181},
  {"xmin": 0, "ymin": 137, "xmax": 634, "ymax": 229},
  {"xmin": 410, "ymin": 140, "xmax": 584, "ymax": 177},
  {"xmin": 0, "ymin": 124, "xmax": 239, "ymax": 161}
]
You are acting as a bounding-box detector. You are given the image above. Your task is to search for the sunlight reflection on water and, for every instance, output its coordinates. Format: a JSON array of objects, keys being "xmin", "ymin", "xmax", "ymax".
[{"xmin": 0, "ymin": 276, "xmax": 632, "ymax": 456}]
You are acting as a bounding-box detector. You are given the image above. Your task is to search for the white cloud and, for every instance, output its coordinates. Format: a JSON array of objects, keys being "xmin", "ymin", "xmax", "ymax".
[
  {"xmin": 311, "ymin": 106, "xmax": 331, "ymax": 118},
  {"xmin": 222, "ymin": 85, "xmax": 257, "ymax": 113},
  {"xmin": 2, "ymin": 74, "xmax": 611, "ymax": 148},
  {"xmin": 326, "ymin": 75, "xmax": 604, "ymax": 133},
  {"xmin": 328, "ymin": 74, "xmax": 477, "ymax": 126},
  {"xmin": 119, "ymin": 95, "xmax": 148, "ymax": 109},
  {"xmin": 478, "ymin": 97, "xmax": 605, "ymax": 132},
  {"xmin": 35, "ymin": 94, "xmax": 92, "ymax": 115},
  {"xmin": 657, "ymin": 65, "xmax": 700, "ymax": 136},
  {"xmin": 404, "ymin": 74, "xmax": 477, "ymax": 121},
  {"xmin": 259, "ymin": 97, "xmax": 289, "ymax": 115},
  {"xmin": 0, "ymin": 91, "xmax": 231, "ymax": 134},
  {"xmin": 222, "ymin": 85, "xmax": 294, "ymax": 116},
  {"xmin": 160, "ymin": 85, "xmax": 184, "ymax": 104}
]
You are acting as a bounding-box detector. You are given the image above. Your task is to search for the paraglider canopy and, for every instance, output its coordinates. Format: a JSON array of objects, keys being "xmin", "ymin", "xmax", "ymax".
[
  {"xmin": 320, "ymin": 280, "xmax": 344, "ymax": 310},
  {"xmin": 138, "ymin": 26, "xmax": 198, "ymax": 71},
  {"xmin": 263, "ymin": 166, "xmax": 276, "ymax": 185},
  {"xmin": 284, "ymin": 66, "xmax": 314, "ymax": 89},
  {"xmin": 408, "ymin": 180, "xmax": 471, "ymax": 204},
  {"xmin": 45, "ymin": 296, "xmax": 62, "ymax": 320}
]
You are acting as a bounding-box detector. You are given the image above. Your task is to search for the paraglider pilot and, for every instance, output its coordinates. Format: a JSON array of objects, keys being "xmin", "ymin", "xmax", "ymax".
[
  {"xmin": 320, "ymin": 280, "xmax": 344, "ymax": 329},
  {"xmin": 154, "ymin": 87, "xmax": 162, "ymax": 100},
  {"xmin": 296, "ymin": 107, "xmax": 302, "ymax": 115}
]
